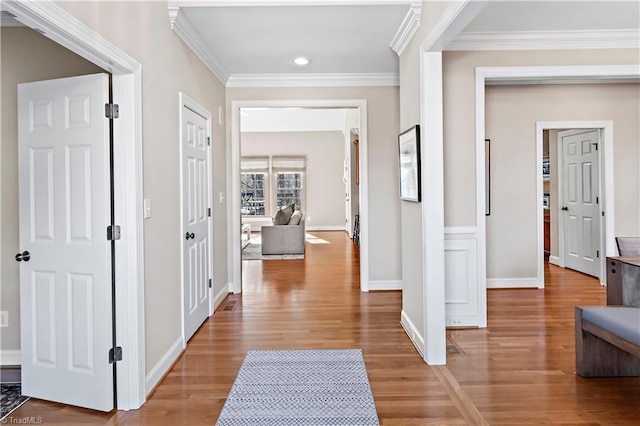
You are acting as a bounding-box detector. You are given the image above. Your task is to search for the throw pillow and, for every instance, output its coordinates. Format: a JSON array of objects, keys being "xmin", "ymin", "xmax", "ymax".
[
  {"xmin": 273, "ymin": 203, "xmax": 295, "ymax": 225},
  {"xmin": 288, "ymin": 210, "xmax": 302, "ymax": 225}
]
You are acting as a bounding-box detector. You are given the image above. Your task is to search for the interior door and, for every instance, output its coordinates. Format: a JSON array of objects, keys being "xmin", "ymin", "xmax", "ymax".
[
  {"xmin": 18, "ymin": 74, "xmax": 114, "ymax": 411},
  {"xmin": 561, "ymin": 129, "xmax": 600, "ymax": 277},
  {"xmin": 181, "ymin": 105, "xmax": 211, "ymax": 342}
]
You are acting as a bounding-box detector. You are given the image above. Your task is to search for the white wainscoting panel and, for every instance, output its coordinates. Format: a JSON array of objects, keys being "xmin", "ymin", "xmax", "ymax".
[{"xmin": 444, "ymin": 227, "xmax": 479, "ymax": 327}]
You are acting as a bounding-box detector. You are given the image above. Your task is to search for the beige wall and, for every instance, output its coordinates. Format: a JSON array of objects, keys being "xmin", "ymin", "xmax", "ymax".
[
  {"xmin": 443, "ymin": 48, "xmax": 640, "ymax": 228},
  {"xmin": 398, "ymin": 0, "xmax": 453, "ymax": 338},
  {"xmin": 486, "ymin": 83, "xmax": 640, "ymax": 278},
  {"xmin": 1, "ymin": 27, "xmax": 105, "ymax": 352},
  {"xmin": 228, "ymin": 87, "xmax": 401, "ymax": 283},
  {"xmin": 241, "ymin": 131, "xmax": 346, "ymax": 227},
  {"xmin": 53, "ymin": 1, "xmax": 228, "ymax": 373}
]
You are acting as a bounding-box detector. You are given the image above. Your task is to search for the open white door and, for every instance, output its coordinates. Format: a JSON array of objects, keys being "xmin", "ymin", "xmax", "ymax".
[
  {"xmin": 560, "ymin": 129, "xmax": 601, "ymax": 278},
  {"xmin": 18, "ymin": 74, "xmax": 114, "ymax": 411},
  {"xmin": 181, "ymin": 100, "xmax": 212, "ymax": 342}
]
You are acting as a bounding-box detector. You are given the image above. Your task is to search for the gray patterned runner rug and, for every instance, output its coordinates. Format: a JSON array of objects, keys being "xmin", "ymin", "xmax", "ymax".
[{"xmin": 216, "ymin": 349, "xmax": 380, "ymax": 425}]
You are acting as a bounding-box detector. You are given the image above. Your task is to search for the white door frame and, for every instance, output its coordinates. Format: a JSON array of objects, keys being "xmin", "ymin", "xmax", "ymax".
[
  {"xmin": 228, "ymin": 99, "xmax": 369, "ymax": 293},
  {"xmin": 178, "ymin": 92, "xmax": 214, "ymax": 346},
  {"xmin": 5, "ymin": 0, "xmax": 146, "ymax": 409},
  {"xmin": 474, "ymin": 65, "xmax": 638, "ymax": 326},
  {"xmin": 551, "ymin": 125, "xmax": 611, "ymax": 284}
]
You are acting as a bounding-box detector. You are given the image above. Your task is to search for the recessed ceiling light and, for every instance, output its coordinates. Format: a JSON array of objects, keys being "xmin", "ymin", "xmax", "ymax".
[{"xmin": 293, "ymin": 57, "xmax": 310, "ymax": 66}]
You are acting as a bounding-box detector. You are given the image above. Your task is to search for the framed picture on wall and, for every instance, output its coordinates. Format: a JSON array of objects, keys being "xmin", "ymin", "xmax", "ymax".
[
  {"xmin": 485, "ymin": 139, "xmax": 490, "ymax": 215},
  {"xmin": 398, "ymin": 125, "xmax": 421, "ymax": 202}
]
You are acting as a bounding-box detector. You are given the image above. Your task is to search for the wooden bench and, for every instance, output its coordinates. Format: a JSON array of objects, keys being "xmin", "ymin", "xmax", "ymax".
[{"xmin": 575, "ymin": 306, "xmax": 640, "ymax": 377}]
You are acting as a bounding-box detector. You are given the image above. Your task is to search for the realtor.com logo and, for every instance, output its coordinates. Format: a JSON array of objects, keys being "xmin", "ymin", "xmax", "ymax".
[{"xmin": 0, "ymin": 417, "xmax": 44, "ymax": 424}]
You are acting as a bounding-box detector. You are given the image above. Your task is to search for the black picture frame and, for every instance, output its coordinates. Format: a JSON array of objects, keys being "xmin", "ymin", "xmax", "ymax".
[
  {"xmin": 485, "ymin": 139, "xmax": 490, "ymax": 215},
  {"xmin": 398, "ymin": 125, "xmax": 421, "ymax": 202}
]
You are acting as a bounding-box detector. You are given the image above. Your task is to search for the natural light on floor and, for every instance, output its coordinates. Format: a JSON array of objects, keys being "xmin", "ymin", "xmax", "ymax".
[{"xmin": 305, "ymin": 233, "xmax": 330, "ymax": 244}]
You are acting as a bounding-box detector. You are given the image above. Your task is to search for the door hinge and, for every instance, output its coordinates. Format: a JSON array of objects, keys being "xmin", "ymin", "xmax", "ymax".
[
  {"xmin": 593, "ymin": 142, "xmax": 598, "ymax": 151},
  {"xmin": 109, "ymin": 346, "xmax": 123, "ymax": 364},
  {"xmin": 207, "ymin": 136, "xmax": 211, "ymax": 146},
  {"xmin": 208, "ymin": 278, "xmax": 212, "ymax": 288},
  {"xmin": 107, "ymin": 225, "xmax": 121, "ymax": 241},
  {"xmin": 105, "ymin": 103, "xmax": 120, "ymax": 119},
  {"xmin": 596, "ymin": 196, "xmax": 599, "ymax": 204},
  {"xmin": 597, "ymin": 250, "xmax": 600, "ymax": 258},
  {"xmin": 602, "ymin": 211, "xmax": 605, "ymax": 217},
  {"xmin": 208, "ymin": 207, "xmax": 211, "ymax": 217}
]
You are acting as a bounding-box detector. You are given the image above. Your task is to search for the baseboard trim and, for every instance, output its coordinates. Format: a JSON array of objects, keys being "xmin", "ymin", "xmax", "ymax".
[
  {"xmin": 549, "ymin": 255, "xmax": 561, "ymax": 266},
  {"xmin": 306, "ymin": 226, "xmax": 346, "ymax": 232},
  {"xmin": 486, "ymin": 277, "xmax": 539, "ymax": 289},
  {"xmin": 145, "ymin": 337, "xmax": 184, "ymax": 396},
  {"xmin": 400, "ymin": 310, "xmax": 424, "ymax": 357},
  {"xmin": 0, "ymin": 350, "xmax": 21, "ymax": 366},
  {"xmin": 368, "ymin": 280, "xmax": 402, "ymax": 291},
  {"xmin": 213, "ymin": 283, "xmax": 230, "ymax": 311}
]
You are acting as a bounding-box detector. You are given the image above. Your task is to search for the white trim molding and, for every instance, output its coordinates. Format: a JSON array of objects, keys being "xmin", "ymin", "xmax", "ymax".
[
  {"xmin": 549, "ymin": 255, "xmax": 561, "ymax": 267},
  {"xmin": 389, "ymin": 3, "xmax": 422, "ymax": 56},
  {"xmin": 486, "ymin": 278, "xmax": 539, "ymax": 289},
  {"xmin": 168, "ymin": 6, "xmax": 230, "ymax": 85},
  {"xmin": 5, "ymin": 0, "xmax": 146, "ymax": 410},
  {"xmin": 400, "ymin": 310, "xmax": 425, "ymax": 358},
  {"xmin": 229, "ymin": 99, "xmax": 370, "ymax": 294},
  {"xmin": 226, "ymin": 73, "xmax": 399, "ymax": 88},
  {"xmin": 473, "ymin": 66, "xmax": 637, "ymax": 331},
  {"xmin": 447, "ymin": 29, "xmax": 640, "ymax": 51},
  {"xmin": 422, "ymin": 0, "xmax": 488, "ymax": 52},
  {"xmin": 145, "ymin": 337, "xmax": 184, "ymax": 397},
  {"xmin": 307, "ymin": 226, "xmax": 346, "ymax": 232},
  {"xmin": 0, "ymin": 350, "xmax": 21, "ymax": 366},
  {"xmin": 368, "ymin": 280, "xmax": 402, "ymax": 291},
  {"xmin": 213, "ymin": 283, "xmax": 231, "ymax": 311}
]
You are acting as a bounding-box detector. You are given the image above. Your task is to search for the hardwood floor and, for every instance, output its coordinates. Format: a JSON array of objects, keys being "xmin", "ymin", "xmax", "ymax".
[{"xmin": 10, "ymin": 231, "xmax": 640, "ymax": 424}]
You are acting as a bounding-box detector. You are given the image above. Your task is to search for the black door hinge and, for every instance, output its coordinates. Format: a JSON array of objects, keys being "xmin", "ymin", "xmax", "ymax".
[
  {"xmin": 209, "ymin": 278, "xmax": 212, "ymax": 288},
  {"xmin": 597, "ymin": 250, "xmax": 600, "ymax": 258},
  {"xmin": 107, "ymin": 225, "xmax": 121, "ymax": 241},
  {"xmin": 105, "ymin": 103, "xmax": 119, "ymax": 119},
  {"xmin": 208, "ymin": 207, "xmax": 211, "ymax": 217},
  {"xmin": 109, "ymin": 346, "xmax": 123, "ymax": 363},
  {"xmin": 596, "ymin": 196, "xmax": 599, "ymax": 204},
  {"xmin": 207, "ymin": 136, "xmax": 211, "ymax": 146}
]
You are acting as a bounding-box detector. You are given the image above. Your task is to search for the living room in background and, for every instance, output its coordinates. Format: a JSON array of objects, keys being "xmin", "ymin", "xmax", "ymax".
[{"xmin": 240, "ymin": 156, "xmax": 306, "ymax": 218}]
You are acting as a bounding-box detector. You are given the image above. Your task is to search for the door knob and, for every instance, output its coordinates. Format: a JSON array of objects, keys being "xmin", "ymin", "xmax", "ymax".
[
  {"xmin": 561, "ymin": 206, "xmax": 568, "ymax": 211},
  {"xmin": 185, "ymin": 232, "xmax": 195, "ymax": 240},
  {"xmin": 15, "ymin": 251, "xmax": 30, "ymax": 262}
]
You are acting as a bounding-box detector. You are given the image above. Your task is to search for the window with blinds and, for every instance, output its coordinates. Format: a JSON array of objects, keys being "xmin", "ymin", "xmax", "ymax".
[{"xmin": 240, "ymin": 156, "xmax": 306, "ymax": 216}]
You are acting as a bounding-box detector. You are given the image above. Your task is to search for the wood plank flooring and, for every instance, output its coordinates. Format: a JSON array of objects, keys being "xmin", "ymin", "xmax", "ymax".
[{"xmin": 9, "ymin": 231, "xmax": 640, "ymax": 424}]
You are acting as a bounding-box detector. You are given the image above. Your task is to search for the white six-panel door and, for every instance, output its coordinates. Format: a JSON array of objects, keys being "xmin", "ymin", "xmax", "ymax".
[
  {"xmin": 561, "ymin": 129, "xmax": 600, "ymax": 278},
  {"xmin": 18, "ymin": 74, "xmax": 114, "ymax": 411},
  {"xmin": 181, "ymin": 104, "xmax": 211, "ymax": 342}
]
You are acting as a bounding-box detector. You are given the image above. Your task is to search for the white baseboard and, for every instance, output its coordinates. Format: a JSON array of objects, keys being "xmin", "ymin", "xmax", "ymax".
[
  {"xmin": 213, "ymin": 283, "xmax": 230, "ymax": 311},
  {"xmin": 0, "ymin": 350, "xmax": 21, "ymax": 366},
  {"xmin": 145, "ymin": 337, "xmax": 183, "ymax": 396},
  {"xmin": 306, "ymin": 226, "xmax": 346, "ymax": 231},
  {"xmin": 487, "ymin": 277, "xmax": 540, "ymax": 289},
  {"xmin": 400, "ymin": 310, "xmax": 424, "ymax": 357},
  {"xmin": 549, "ymin": 255, "xmax": 561, "ymax": 266},
  {"xmin": 368, "ymin": 280, "xmax": 402, "ymax": 291}
]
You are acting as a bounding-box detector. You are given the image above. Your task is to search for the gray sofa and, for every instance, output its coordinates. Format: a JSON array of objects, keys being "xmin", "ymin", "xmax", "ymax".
[{"xmin": 261, "ymin": 205, "xmax": 305, "ymax": 255}]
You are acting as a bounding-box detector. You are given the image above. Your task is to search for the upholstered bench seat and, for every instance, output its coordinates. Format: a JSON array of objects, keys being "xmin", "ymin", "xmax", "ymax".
[{"xmin": 581, "ymin": 306, "xmax": 640, "ymax": 346}]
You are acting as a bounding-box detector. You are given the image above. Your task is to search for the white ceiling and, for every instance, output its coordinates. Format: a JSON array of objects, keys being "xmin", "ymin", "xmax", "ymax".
[
  {"xmin": 179, "ymin": 4, "xmax": 410, "ymax": 75},
  {"xmin": 169, "ymin": 0, "xmax": 639, "ymax": 85}
]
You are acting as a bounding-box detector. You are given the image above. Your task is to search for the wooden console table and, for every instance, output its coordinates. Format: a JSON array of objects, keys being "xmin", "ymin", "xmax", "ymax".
[{"xmin": 606, "ymin": 256, "xmax": 640, "ymax": 307}]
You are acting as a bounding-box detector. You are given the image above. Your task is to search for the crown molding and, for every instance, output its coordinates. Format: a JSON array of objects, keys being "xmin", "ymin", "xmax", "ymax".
[
  {"xmin": 168, "ymin": 6, "xmax": 230, "ymax": 85},
  {"xmin": 389, "ymin": 4, "xmax": 421, "ymax": 56},
  {"xmin": 422, "ymin": 0, "xmax": 488, "ymax": 52},
  {"xmin": 447, "ymin": 29, "xmax": 640, "ymax": 51},
  {"xmin": 1, "ymin": 10, "xmax": 23, "ymax": 26},
  {"xmin": 226, "ymin": 73, "xmax": 399, "ymax": 88}
]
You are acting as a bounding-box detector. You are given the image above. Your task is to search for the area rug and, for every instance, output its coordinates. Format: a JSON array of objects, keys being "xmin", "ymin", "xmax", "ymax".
[
  {"xmin": 216, "ymin": 349, "xmax": 380, "ymax": 425},
  {"xmin": 1, "ymin": 383, "xmax": 29, "ymax": 421},
  {"xmin": 242, "ymin": 243, "xmax": 304, "ymax": 261}
]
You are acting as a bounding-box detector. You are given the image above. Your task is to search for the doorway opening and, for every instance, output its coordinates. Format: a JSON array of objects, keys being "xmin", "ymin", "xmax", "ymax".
[{"xmin": 229, "ymin": 100, "xmax": 369, "ymax": 295}]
